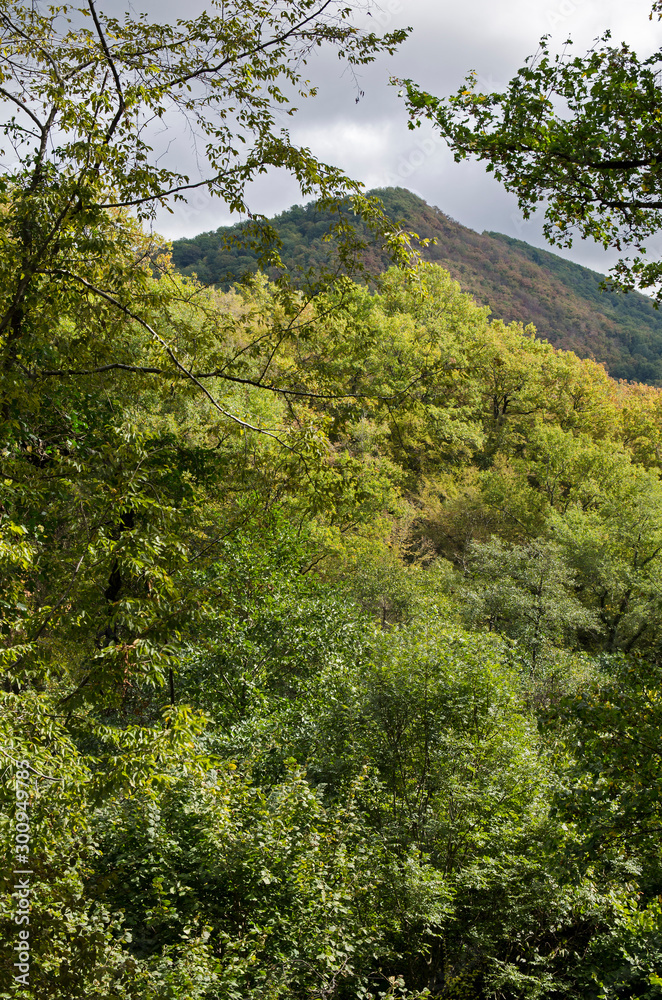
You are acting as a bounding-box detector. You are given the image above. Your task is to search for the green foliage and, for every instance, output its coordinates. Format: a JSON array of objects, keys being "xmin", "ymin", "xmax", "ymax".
[
  {"xmin": 5, "ymin": 240, "xmax": 662, "ymax": 996},
  {"xmin": 463, "ymin": 537, "xmax": 599, "ymax": 670},
  {"xmin": 90, "ymin": 765, "xmax": 417, "ymax": 1000},
  {"xmin": 399, "ymin": 6, "xmax": 662, "ymax": 303},
  {"xmin": 548, "ymin": 654, "xmax": 662, "ymax": 866}
]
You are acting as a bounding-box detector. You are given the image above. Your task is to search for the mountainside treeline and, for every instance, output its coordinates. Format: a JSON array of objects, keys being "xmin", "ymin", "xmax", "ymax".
[{"xmin": 172, "ymin": 187, "xmax": 662, "ymax": 384}]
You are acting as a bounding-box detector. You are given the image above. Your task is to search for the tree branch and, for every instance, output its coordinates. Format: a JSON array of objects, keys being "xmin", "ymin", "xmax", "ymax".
[
  {"xmin": 28, "ymin": 360, "xmax": 436, "ymax": 404},
  {"xmin": 0, "ymin": 746, "xmax": 65, "ymax": 782},
  {"xmin": 0, "ymin": 85, "xmax": 44, "ymax": 131},
  {"xmin": 164, "ymin": 0, "xmax": 336, "ymax": 89},
  {"xmin": 87, "ymin": 0, "xmax": 125, "ymax": 143},
  {"xmin": 46, "ymin": 269, "xmax": 298, "ymax": 450},
  {"xmin": 96, "ymin": 175, "xmax": 219, "ymax": 210}
]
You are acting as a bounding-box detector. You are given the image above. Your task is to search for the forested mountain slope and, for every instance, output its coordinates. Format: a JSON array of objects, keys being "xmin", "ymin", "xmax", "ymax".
[{"xmin": 172, "ymin": 186, "xmax": 662, "ymax": 384}]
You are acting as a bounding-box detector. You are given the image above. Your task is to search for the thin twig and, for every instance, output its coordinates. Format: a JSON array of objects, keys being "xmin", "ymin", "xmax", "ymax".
[{"xmin": 0, "ymin": 746, "xmax": 65, "ymax": 782}]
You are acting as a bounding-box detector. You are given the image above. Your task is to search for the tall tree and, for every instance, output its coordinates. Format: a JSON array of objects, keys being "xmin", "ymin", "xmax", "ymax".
[
  {"xmin": 0, "ymin": 1, "xmax": 413, "ymax": 704},
  {"xmin": 0, "ymin": 0, "xmax": 409, "ymax": 380}
]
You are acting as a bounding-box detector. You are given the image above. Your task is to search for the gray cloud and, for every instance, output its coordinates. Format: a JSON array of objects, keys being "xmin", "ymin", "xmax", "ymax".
[{"xmin": 100, "ymin": 0, "xmax": 662, "ymax": 275}]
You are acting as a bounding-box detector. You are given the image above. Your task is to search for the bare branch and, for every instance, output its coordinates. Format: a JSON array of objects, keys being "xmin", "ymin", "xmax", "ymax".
[
  {"xmin": 0, "ymin": 10, "xmax": 64, "ymax": 85},
  {"xmin": 96, "ymin": 175, "xmax": 218, "ymax": 210},
  {"xmin": 27, "ymin": 358, "xmax": 438, "ymax": 404},
  {"xmin": 0, "ymin": 85, "xmax": 45, "ymax": 131},
  {"xmin": 165, "ymin": 0, "xmax": 337, "ymax": 89},
  {"xmin": 87, "ymin": 0, "xmax": 125, "ymax": 142}
]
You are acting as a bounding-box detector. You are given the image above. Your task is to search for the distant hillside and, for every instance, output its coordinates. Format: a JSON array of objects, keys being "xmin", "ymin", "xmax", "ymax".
[{"xmin": 171, "ymin": 187, "xmax": 662, "ymax": 385}]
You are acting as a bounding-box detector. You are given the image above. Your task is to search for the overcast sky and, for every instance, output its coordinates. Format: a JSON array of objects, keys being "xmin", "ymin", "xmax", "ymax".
[{"xmin": 126, "ymin": 0, "xmax": 661, "ymax": 275}]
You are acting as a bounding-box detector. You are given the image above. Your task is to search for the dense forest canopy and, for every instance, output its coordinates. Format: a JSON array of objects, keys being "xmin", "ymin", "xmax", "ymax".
[{"xmin": 2, "ymin": 3, "xmax": 662, "ymax": 1000}]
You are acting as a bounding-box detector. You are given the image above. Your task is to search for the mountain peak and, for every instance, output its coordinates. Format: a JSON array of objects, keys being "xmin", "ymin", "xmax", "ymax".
[{"xmin": 172, "ymin": 187, "xmax": 662, "ymax": 385}]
